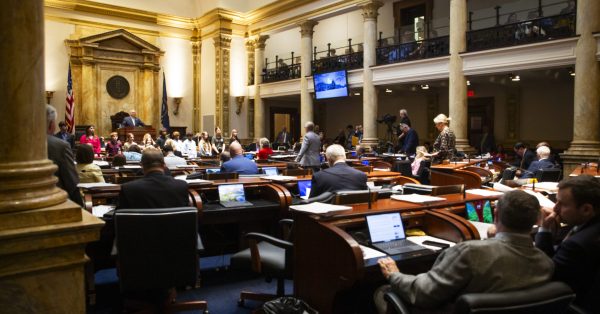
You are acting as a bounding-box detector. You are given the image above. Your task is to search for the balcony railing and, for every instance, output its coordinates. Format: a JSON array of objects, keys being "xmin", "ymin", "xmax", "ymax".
[
  {"xmin": 467, "ymin": 13, "xmax": 576, "ymax": 52},
  {"xmin": 261, "ymin": 54, "xmax": 301, "ymax": 83},
  {"xmin": 312, "ymin": 40, "xmax": 364, "ymax": 73},
  {"xmin": 376, "ymin": 35, "xmax": 449, "ymax": 65}
]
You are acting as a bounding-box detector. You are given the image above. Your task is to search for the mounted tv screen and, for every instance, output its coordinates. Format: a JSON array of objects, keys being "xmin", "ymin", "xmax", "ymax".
[{"xmin": 313, "ymin": 70, "xmax": 349, "ymax": 100}]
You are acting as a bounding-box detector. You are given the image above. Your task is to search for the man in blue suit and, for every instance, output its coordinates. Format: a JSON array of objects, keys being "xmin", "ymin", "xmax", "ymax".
[
  {"xmin": 522, "ymin": 145, "xmax": 556, "ymax": 178},
  {"xmin": 535, "ymin": 175, "xmax": 600, "ymax": 312},
  {"xmin": 309, "ymin": 144, "xmax": 368, "ymax": 198},
  {"xmin": 221, "ymin": 142, "xmax": 258, "ymax": 174},
  {"xmin": 122, "ymin": 109, "xmax": 146, "ymax": 127},
  {"xmin": 399, "ymin": 123, "xmax": 419, "ymax": 156}
]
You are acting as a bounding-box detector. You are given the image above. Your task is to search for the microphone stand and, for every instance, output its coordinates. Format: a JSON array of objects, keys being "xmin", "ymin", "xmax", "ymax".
[{"xmin": 367, "ymin": 185, "xmax": 372, "ymax": 210}]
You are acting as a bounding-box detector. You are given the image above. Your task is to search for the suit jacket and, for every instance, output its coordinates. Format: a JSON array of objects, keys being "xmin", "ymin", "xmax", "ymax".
[
  {"xmin": 122, "ymin": 116, "xmax": 145, "ymax": 127},
  {"xmin": 296, "ymin": 131, "xmax": 321, "ymax": 167},
  {"xmin": 275, "ymin": 131, "xmax": 291, "ymax": 145},
  {"xmin": 116, "ymin": 172, "xmax": 189, "ymax": 209},
  {"xmin": 535, "ymin": 217, "xmax": 600, "ymax": 311},
  {"xmin": 390, "ymin": 232, "xmax": 553, "ymax": 309},
  {"xmin": 309, "ymin": 162, "xmax": 368, "ymax": 198},
  {"xmin": 221, "ymin": 155, "xmax": 258, "ymax": 174},
  {"xmin": 401, "ymin": 128, "xmax": 419, "ymax": 156},
  {"xmin": 512, "ymin": 148, "xmax": 536, "ymax": 170},
  {"xmin": 54, "ymin": 131, "xmax": 75, "ymax": 149},
  {"xmin": 47, "ymin": 135, "xmax": 83, "ymax": 206},
  {"xmin": 522, "ymin": 158, "xmax": 556, "ymax": 178}
]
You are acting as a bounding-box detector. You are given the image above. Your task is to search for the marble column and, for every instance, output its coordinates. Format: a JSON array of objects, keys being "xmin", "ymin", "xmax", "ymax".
[
  {"xmin": 561, "ymin": 0, "xmax": 600, "ymax": 174},
  {"xmin": 214, "ymin": 34, "xmax": 232, "ymax": 136},
  {"xmin": 361, "ymin": 1, "xmax": 384, "ymax": 150},
  {"xmin": 191, "ymin": 28, "xmax": 202, "ymax": 133},
  {"xmin": 0, "ymin": 0, "xmax": 102, "ymax": 312},
  {"xmin": 254, "ymin": 35, "xmax": 269, "ymax": 141},
  {"xmin": 298, "ymin": 20, "xmax": 318, "ymax": 136},
  {"xmin": 448, "ymin": 0, "xmax": 475, "ymax": 154}
]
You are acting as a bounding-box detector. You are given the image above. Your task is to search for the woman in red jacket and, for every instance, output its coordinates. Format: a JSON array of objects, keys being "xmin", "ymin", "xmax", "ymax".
[
  {"xmin": 80, "ymin": 125, "xmax": 101, "ymax": 155},
  {"xmin": 257, "ymin": 138, "xmax": 273, "ymax": 160}
]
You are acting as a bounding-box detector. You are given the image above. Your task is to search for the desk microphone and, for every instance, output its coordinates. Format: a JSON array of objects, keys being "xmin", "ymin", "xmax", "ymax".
[{"xmin": 367, "ymin": 185, "xmax": 372, "ymax": 210}]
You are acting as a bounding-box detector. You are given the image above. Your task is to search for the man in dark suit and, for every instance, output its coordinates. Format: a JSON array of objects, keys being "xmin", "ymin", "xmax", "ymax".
[
  {"xmin": 121, "ymin": 109, "xmax": 145, "ymax": 127},
  {"xmin": 221, "ymin": 142, "xmax": 258, "ymax": 174},
  {"xmin": 116, "ymin": 148, "xmax": 189, "ymax": 209},
  {"xmin": 54, "ymin": 121, "xmax": 75, "ymax": 149},
  {"xmin": 511, "ymin": 142, "xmax": 537, "ymax": 170},
  {"xmin": 275, "ymin": 127, "xmax": 291, "ymax": 148},
  {"xmin": 522, "ymin": 145, "xmax": 557, "ymax": 178},
  {"xmin": 46, "ymin": 105, "xmax": 82, "ymax": 206},
  {"xmin": 535, "ymin": 175, "xmax": 600, "ymax": 312},
  {"xmin": 309, "ymin": 144, "xmax": 368, "ymax": 198},
  {"xmin": 399, "ymin": 123, "xmax": 419, "ymax": 156}
]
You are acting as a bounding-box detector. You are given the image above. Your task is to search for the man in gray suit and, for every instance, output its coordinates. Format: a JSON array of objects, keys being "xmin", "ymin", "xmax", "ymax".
[
  {"xmin": 46, "ymin": 105, "xmax": 82, "ymax": 206},
  {"xmin": 295, "ymin": 121, "xmax": 321, "ymax": 172},
  {"xmin": 374, "ymin": 190, "xmax": 553, "ymax": 313}
]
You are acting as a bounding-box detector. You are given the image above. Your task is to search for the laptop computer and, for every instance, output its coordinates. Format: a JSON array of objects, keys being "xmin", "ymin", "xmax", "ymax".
[
  {"xmin": 297, "ymin": 179, "xmax": 312, "ymax": 200},
  {"xmin": 218, "ymin": 184, "xmax": 253, "ymax": 208},
  {"xmin": 206, "ymin": 168, "xmax": 221, "ymax": 174},
  {"xmin": 366, "ymin": 212, "xmax": 430, "ymax": 256},
  {"xmin": 361, "ymin": 160, "xmax": 370, "ymax": 166},
  {"xmin": 465, "ymin": 200, "xmax": 494, "ymax": 223},
  {"xmin": 244, "ymin": 153, "xmax": 255, "ymax": 160},
  {"xmin": 262, "ymin": 167, "xmax": 279, "ymax": 176}
]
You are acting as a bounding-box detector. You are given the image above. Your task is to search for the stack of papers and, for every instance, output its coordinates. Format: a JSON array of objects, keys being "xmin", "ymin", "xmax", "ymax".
[
  {"xmin": 466, "ymin": 189, "xmax": 504, "ymax": 197},
  {"xmin": 289, "ymin": 202, "xmax": 351, "ymax": 215},
  {"xmin": 174, "ymin": 175, "xmax": 212, "ymax": 184},
  {"xmin": 359, "ymin": 245, "xmax": 386, "ymax": 259},
  {"xmin": 262, "ymin": 175, "xmax": 297, "ymax": 181},
  {"xmin": 93, "ymin": 160, "xmax": 109, "ymax": 166},
  {"xmin": 523, "ymin": 182, "xmax": 559, "ymax": 191},
  {"xmin": 123, "ymin": 165, "xmax": 141, "ymax": 169},
  {"xmin": 92, "ymin": 205, "xmax": 115, "ymax": 217},
  {"xmin": 77, "ymin": 182, "xmax": 118, "ymax": 188},
  {"xmin": 523, "ymin": 190, "xmax": 556, "ymax": 208},
  {"xmin": 493, "ymin": 182, "xmax": 514, "ymax": 192},
  {"xmin": 391, "ymin": 194, "xmax": 446, "ymax": 203},
  {"xmin": 407, "ymin": 236, "xmax": 456, "ymax": 251}
]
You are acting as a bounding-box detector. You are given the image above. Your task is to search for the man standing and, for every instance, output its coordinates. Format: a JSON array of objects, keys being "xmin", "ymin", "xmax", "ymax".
[
  {"xmin": 295, "ymin": 121, "xmax": 321, "ymax": 173},
  {"xmin": 122, "ymin": 109, "xmax": 145, "ymax": 127},
  {"xmin": 309, "ymin": 144, "xmax": 367, "ymax": 198},
  {"xmin": 275, "ymin": 126, "xmax": 291, "ymax": 148},
  {"xmin": 536, "ymin": 175, "xmax": 600, "ymax": 312},
  {"xmin": 54, "ymin": 121, "xmax": 75, "ymax": 149},
  {"xmin": 375, "ymin": 190, "xmax": 553, "ymax": 313},
  {"xmin": 221, "ymin": 142, "xmax": 258, "ymax": 174},
  {"xmin": 46, "ymin": 105, "xmax": 82, "ymax": 206},
  {"xmin": 399, "ymin": 123, "xmax": 419, "ymax": 156}
]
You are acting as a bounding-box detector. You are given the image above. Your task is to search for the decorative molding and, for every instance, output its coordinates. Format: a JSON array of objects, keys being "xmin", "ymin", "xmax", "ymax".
[
  {"xmin": 214, "ymin": 34, "xmax": 232, "ymax": 136},
  {"xmin": 245, "ymin": 38, "xmax": 256, "ymax": 86},
  {"xmin": 192, "ymin": 28, "xmax": 201, "ymax": 133},
  {"xmin": 298, "ymin": 20, "xmax": 318, "ymax": 37},
  {"xmin": 360, "ymin": 1, "xmax": 384, "ymax": 20},
  {"xmin": 256, "ymin": 35, "xmax": 270, "ymax": 49},
  {"xmin": 248, "ymin": 99, "xmax": 255, "ymax": 139},
  {"xmin": 372, "ymin": 56, "xmax": 451, "ymax": 85}
]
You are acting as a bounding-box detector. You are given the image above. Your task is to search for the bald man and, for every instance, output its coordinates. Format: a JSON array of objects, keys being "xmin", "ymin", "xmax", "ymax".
[
  {"xmin": 221, "ymin": 142, "xmax": 258, "ymax": 174},
  {"xmin": 122, "ymin": 109, "xmax": 145, "ymax": 127}
]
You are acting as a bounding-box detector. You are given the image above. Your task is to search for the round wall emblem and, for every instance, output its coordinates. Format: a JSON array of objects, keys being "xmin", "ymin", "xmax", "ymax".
[{"xmin": 106, "ymin": 75, "xmax": 130, "ymax": 99}]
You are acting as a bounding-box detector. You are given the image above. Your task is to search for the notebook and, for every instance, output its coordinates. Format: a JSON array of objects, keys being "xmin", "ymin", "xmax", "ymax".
[
  {"xmin": 262, "ymin": 167, "xmax": 279, "ymax": 176},
  {"xmin": 218, "ymin": 184, "xmax": 253, "ymax": 208},
  {"xmin": 206, "ymin": 168, "xmax": 221, "ymax": 174},
  {"xmin": 297, "ymin": 179, "xmax": 312, "ymax": 200},
  {"xmin": 366, "ymin": 212, "xmax": 430, "ymax": 256}
]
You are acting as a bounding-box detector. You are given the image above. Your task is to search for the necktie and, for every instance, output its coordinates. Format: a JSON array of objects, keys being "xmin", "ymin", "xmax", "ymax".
[
  {"xmin": 283, "ymin": 133, "xmax": 286, "ymax": 143},
  {"xmin": 132, "ymin": 118, "xmax": 135, "ymax": 127}
]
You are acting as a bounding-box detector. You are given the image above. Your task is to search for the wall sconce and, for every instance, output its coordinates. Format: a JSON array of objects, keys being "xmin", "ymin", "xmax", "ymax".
[
  {"xmin": 46, "ymin": 91, "xmax": 54, "ymax": 104},
  {"xmin": 235, "ymin": 96, "xmax": 245, "ymax": 115},
  {"xmin": 173, "ymin": 97, "xmax": 182, "ymax": 115}
]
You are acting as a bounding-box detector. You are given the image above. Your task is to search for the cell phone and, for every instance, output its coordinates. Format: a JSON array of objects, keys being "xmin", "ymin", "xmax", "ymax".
[{"xmin": 422, "ymin": 240, "xmax": 450, "ymax": 249}]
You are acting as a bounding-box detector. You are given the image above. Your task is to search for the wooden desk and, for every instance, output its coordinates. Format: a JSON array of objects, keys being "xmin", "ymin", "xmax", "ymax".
[
  {"xmin": 117, "ymin": 126, "xmax": 155, "ymax": 142},
  {"xmin": 569, "ymin": 164, "xmax": 600, "ymax": 177},
  {"xmin": 293, "ymin": 194, "xmax": 494, "ymax": 313},
  {"xmin": 431, "ymin": 158, "xmax": 488, "ymax": 171}
]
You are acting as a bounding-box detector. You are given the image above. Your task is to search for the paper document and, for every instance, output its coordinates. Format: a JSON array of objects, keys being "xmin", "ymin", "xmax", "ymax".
[
  {"xmin": 391, "ymin": 194, "xmax": 446, "ymax": 203},
  {"xmin": 523, "ymin": 190, "xmax": 556, "ymax": 208},
  {"xmin": 123, "ymin": 165, "xmax": 141, "ymax": 169},
  {"xmin": 77, "ymin": 182, "xmax": 118, "ymax": 188},
  {"xmin": 289, "ymin": 202, "xmax": 352, "ymax": 215},
  {"xmin": 468, "ymin": 221, "xmax": 495, "ymax": 240},
  {"xmin": 360, "ymin": 245, "xmax": 387, "ymax": 259},
  {"xmin": 523, "ymin": 182, "xmax": 559, "ymax": 191},
  {"xmin": 92, "ymin": 205, "xmax": 115, "ymax": 217},
  {"xmin": 466, "ymin": 189, "xmax": 504, "ymax": 197},
  {"xmin": 262, "ymin": 175, "xmax": 297, "ymax": 181},
  {"xmin": 407, "ymin": 236, "xmax": 456, "ymax": 251},
  {"xmin": 493, "ymin": 182, "xmax": 514, "ymax": 192},
  {"xmin": 373, "ymin": 168, "xmax": 391, "ymax": 172},
  {"xmin": 93, "ymin": 160, "xmax": 109, "ymax": 166},
  {"xmin": 174, "ymin": 175, "xmax": 211, "ymax": 184}
]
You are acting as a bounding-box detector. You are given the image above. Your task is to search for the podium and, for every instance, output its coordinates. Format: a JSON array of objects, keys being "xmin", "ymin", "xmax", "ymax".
[{"xmin": 117, "ymin": 126, "xmax": 155, "ymax": 142}]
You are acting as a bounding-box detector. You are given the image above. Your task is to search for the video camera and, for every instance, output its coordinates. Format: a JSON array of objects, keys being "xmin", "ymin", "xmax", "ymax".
[{"xmin": 377, "ymin": 114, "xmax": 397, "ymax": 125}]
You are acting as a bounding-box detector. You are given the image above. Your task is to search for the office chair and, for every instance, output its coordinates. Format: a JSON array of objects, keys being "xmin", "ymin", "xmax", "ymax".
[
  {"xmin": 114, "ymin": 207, "xmax": 208, "ymax": 313},
  {"xmin": 230, "ymin": 219, "xmax": 294, "ymax": 306},
  {"xmin": 535, "ymin": 168, "xmax": 561, "ymax": 182},
  {"xmin": 431, "ymin": 184, "xmax": 465, "ymax": 196},
  {"xmin": 205, "ymin": 172, "xmax": 239, "ymax": 180},
  {"xmin": 282, "ymin": 168, "xmax": 313, "ymax": 177},
  {"xmin": 383, "ymin": 281, "xmax": 575, "ymax": 314}
]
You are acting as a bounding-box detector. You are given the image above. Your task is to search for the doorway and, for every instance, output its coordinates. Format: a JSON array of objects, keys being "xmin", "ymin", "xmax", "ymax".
[
  {"xmin": 468, "ymin": 97, "xmax": 495, "ymax": 154},
  {"xmin": 270, "ymin": 107, "xmax": 299, "ymax": 144}
]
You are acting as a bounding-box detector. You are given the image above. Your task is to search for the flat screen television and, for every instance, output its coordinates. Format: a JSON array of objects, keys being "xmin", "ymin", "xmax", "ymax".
[{"xmin": 313, "ymin": 70, "xmax": 349, "ymax": 100}]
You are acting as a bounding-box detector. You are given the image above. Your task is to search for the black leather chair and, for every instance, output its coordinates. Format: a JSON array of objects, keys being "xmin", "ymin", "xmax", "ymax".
[
  {"xmin": 230, "ymin": 219, "xmax": 294, "ymax": 307},
  {"xmin": 282, "ymin": 168, "xmax": 313, "ymax": 177},
  {"xmin": 535, "ymin": 168, "xmax": 562, "ymax": 182},
  {"xmin": 205, "ymin": 172, "xmax": 239, "ymax": 180},
  {"xmin": 333, "ymin": 190, "xmax": 378, "ymax": 205},
  {"xmin": 383, "ymin": 281, "xmax": 575, "ymax": 314},
  {"xmin": 114, "ymin": 207, "xmax": 208, "ymax": 313}
]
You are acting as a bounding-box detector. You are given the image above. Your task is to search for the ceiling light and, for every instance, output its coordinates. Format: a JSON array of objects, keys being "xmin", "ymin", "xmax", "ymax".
[
  {"xmin": 420, "ymin": 84, "xmax": 429, "ymax": 90},
  {"xmin": 466, "ymin": 80, "xmax": 471, "ymax": 86},
  {"xmin": 354, "ymin": 92, "xmax": 361, "ymax": 96},
  {"xmin": 509, "ymin": 74, "xmax": 520, "ymax": 82},
  {"xmin": 385, "ymin": 88, "xmax": 392, "ymax": 93}
]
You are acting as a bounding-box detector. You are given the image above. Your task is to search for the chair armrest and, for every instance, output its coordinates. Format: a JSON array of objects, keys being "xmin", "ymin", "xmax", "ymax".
[
  {"xmin": 245, "ymin": 232, "xmax": 293, "ymax": 250},
  {"xmin": 301, "ymin": 191, "xmax": 334, "ymax": 204},
  {"xmin": 383, "ymin": 291, "xmax": 411, "ymax": 314}
]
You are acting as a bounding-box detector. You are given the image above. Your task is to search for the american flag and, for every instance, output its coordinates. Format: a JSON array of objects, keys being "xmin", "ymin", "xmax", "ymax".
[{"xmin": 65, "ymin": 64, "xmax": 75, "ymax": 133}]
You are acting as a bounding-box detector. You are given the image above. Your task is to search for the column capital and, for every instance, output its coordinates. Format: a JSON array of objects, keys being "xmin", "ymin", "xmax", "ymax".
[
  {"xmin": 298, "ymin": 20, "xmax": 319, "ymax": 37},
  {"xmin": 213, "ymin": 34, "xmax": 232, "ymax": 49},
  {"xmin": 245, "ymin": 38, "xmax": 256, "ymax": 52},
  {"xmin": 360, "ymin": 1, "xmax": 383, "ymax": 21},
  {"xmin": 255, "ymin": 34, "xmax": 270, "ymax": 49}
]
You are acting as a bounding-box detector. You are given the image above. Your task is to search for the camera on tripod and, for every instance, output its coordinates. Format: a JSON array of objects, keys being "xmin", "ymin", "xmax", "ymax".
[{"xmin": 377, "ymin": 113, "xmax": 397, "ymax": 125}]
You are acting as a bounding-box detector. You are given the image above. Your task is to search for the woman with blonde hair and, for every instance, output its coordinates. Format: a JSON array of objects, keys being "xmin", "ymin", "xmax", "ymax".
[
  {"xmin": 123, "ymin": 133, "xmax": 137, "ymax": 152},
  {"xmin": 141, "ymin": 133, "xmax": 155, "ymax": 149},
  {"xmin": 198, "ymin": 131, "xmax": 213, "ymax": 156},
  {"xmin": 431, "ymin": 113, "xmax": 456, "ymax": 161},
  {"xmin": 411, "ymin": 146, "xmax": 430, "ymax": 176}
]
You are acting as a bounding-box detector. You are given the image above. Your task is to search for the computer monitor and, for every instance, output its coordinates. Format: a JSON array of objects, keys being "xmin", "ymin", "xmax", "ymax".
[
  {"xmin": 297, "ymin": 179, "xmax": 312, "ymax": 199},
  {"xmin": 206, "ymin": 168, "xmax": 221, "ymax": 174},
  {"xmin": 465, "ymin": 200, "xmax": 493, "ymax": 223},
  {"xmin": 218, "ymin": 184, "xmax": 247, "ymax": 203},
  {"xmin": 361, "ymin": 160, "xmax": 370, "ymax": 166},
  {"xmin": 263, "ymin": 167, "xmax": 278, "ymax": 176},
  {"xmin": 244, "ymin": 153, "xmax": 255, "ymax": 160},
  {"xmin": 351, "ymin": 151, "xmax": 357, "ymax": 157}
]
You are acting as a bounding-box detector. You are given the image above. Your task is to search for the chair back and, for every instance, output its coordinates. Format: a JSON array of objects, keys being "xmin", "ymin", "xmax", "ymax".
[
  {"xmin": 535, "ymin": 168, "xmax": 561, "ymax": 182},
  {"xmin": 431, "ymin": 184, "xmax": 465, "ymax": 196},
  {"xmin": 206, "ymin": 172, "xmax": 239, "ymax": 180},
  {"xmin": 333, "ymin": 190, "xmax": 378, "ymax": 205},
  {"xmin": 282, "ymin": 168, "xmax": 313, "ymax": 177},
  {"xmin": 393, "ymin": 160, "xmax": 413, "ymax": 177},
  {"xmin": 454, "ymin": 281, "xmax": 575, "ymax": 314},
  {"xmin": 114, "ymin": 207, "xmax": 198, "ymax": 292}
]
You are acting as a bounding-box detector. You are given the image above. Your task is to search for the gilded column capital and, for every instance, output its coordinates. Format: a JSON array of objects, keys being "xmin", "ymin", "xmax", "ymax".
[
  {"xmin": 245, "ymin": 38, "xmax": 257, "ymax": 52},
  {"xmin": 360, "ymin": 1, "xmax": 383, "ymax": 21},
  {"xmin": 298, "ymin": 20, "xmax": 319, "ymax": 37},
  {"xmin": 213, "ymin": 34, "xmax": 232, "ymax": 49},
  {"xmin": 256, "ymin": 35, "xmax": 269, "ymax": 49}
]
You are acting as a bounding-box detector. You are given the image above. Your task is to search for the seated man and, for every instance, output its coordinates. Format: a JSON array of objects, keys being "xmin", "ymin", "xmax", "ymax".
[
  {"xmin": 374, "ymin": 190, "xmax": 553, "ymax": 313},
  {"xmin": 309, "ymin": 144, "xmax": 368, "ymax": 198},
  {"xmin": 512, "ymin": 142, "xmax": 537, "ymax": 171},
  {"xmin": 123, "ymin": 144, "xmax": 142, "ymax": 161},
  {"xmin": 117, "ymin": 148, "xmax": 189, "ymax": 209},
  {"xmin": 221, "ymin": 142, "xmax": 258, "ymax": 174},
  {"xmin": 536, "ymin": 175, "xmax": 600, "ymax": 312},
  {"xmin": 522, "ymin": 145, "xmax": 557, "ymax": 178},
  {"xmin": 163, "ymin": 144, "xmax": 187, "ymax": 168}
]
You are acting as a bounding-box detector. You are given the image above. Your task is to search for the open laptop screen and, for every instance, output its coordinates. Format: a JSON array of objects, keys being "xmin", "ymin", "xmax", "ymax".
[
  {"xmin": 297, "ymin": 180, "xmax": 312, "ymax": 199},
  {"xmin": 465, "ymin": 200, "xmax": 493, "ymax": 223},
  {"xmin": 218, "ymin": 184, "xmax": 247, "ymax": 202},
  {"xmin": 263, "ymin": 167, "xmax": 278, "ymax": 176},
  {"xmin": 206, "ymin": 168, "xmax": 221, "ymax": 174},
  {"xmin": 366, "ymin": 212, "xmax": 406, "ymax": 243}
]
